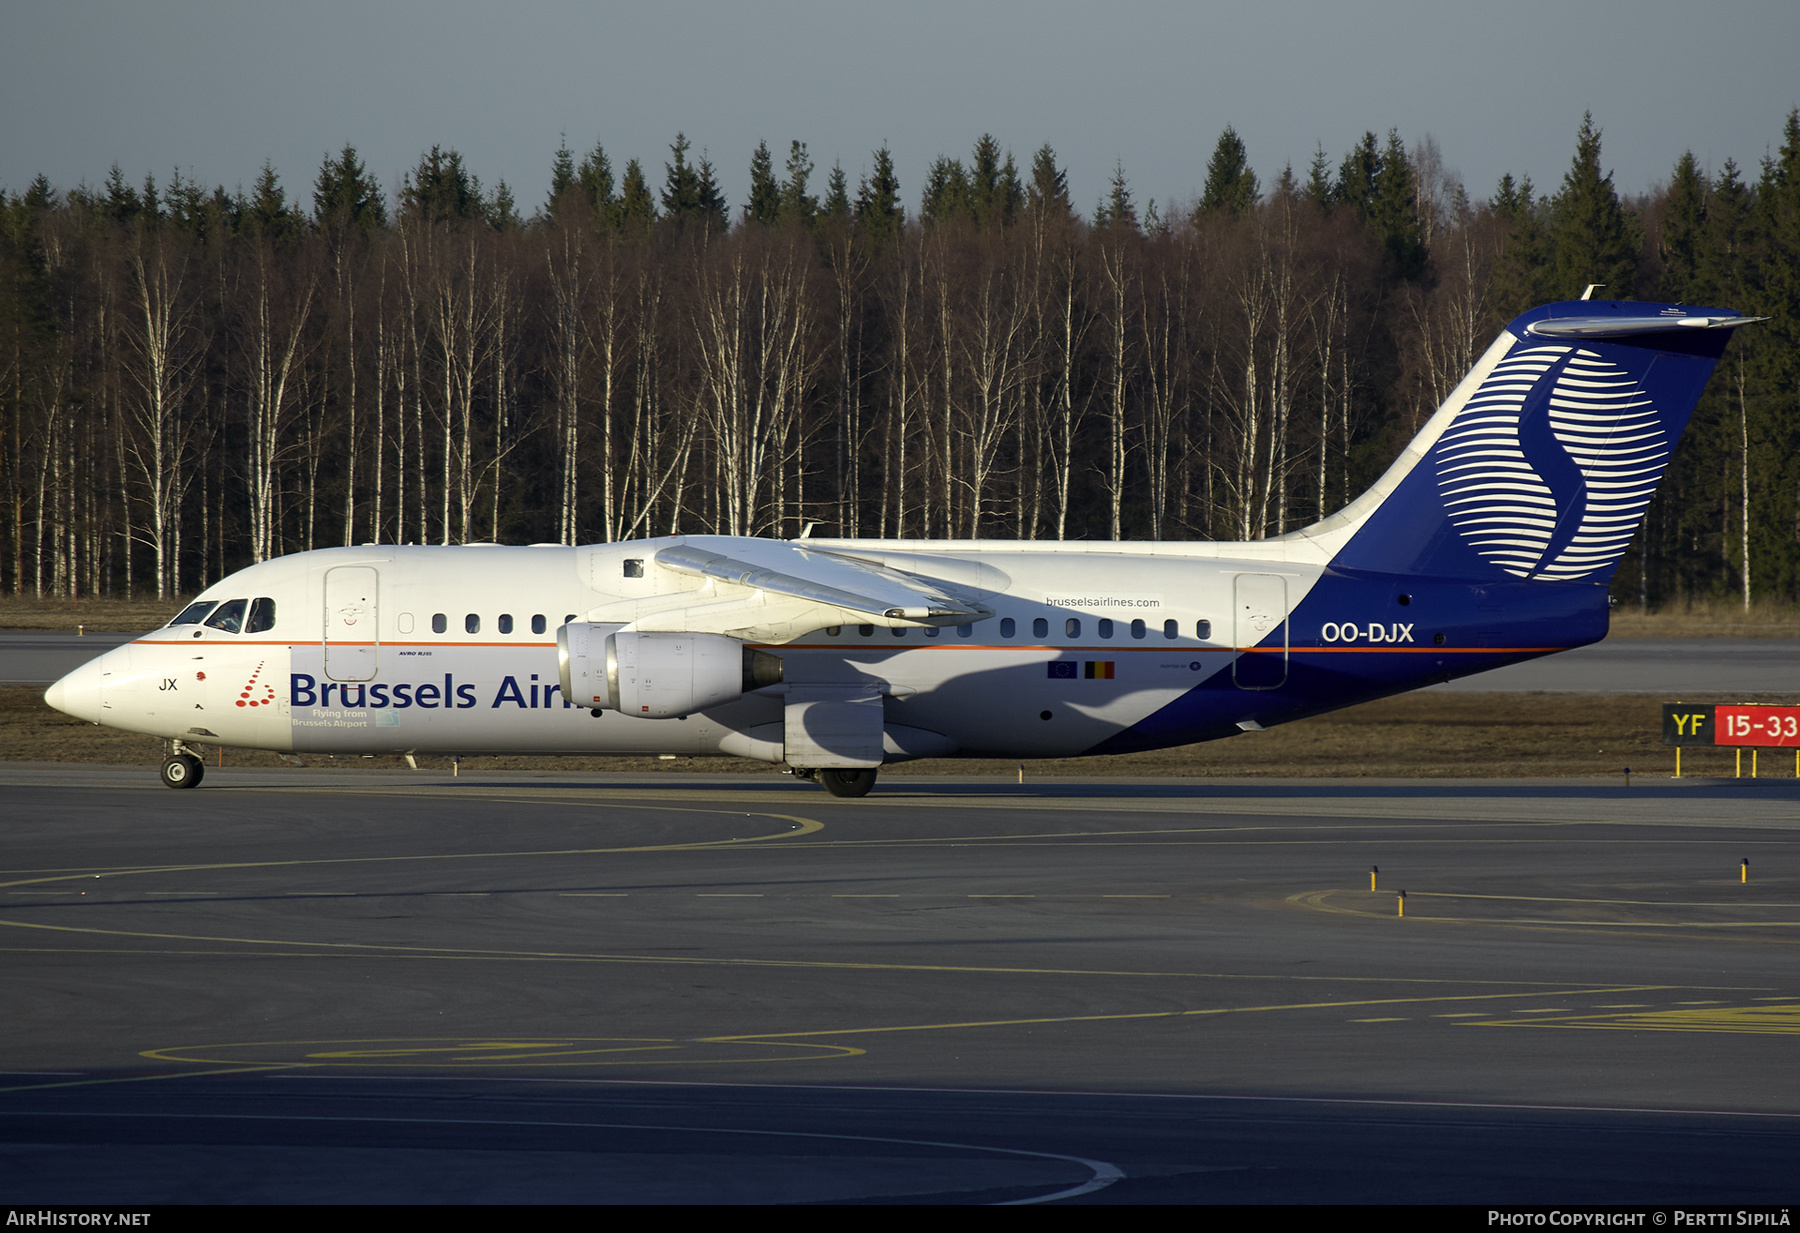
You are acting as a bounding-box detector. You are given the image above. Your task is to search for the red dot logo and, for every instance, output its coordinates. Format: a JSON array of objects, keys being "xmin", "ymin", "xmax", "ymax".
[{"xmin": 236, "ymin": 661, "xmax": 275, "ymax": 709}]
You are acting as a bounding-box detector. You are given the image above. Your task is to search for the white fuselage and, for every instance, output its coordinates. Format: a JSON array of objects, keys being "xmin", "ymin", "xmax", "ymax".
[{"xmin": 47, "ymin": 537, "xmax": 1329, "ymax": 762}]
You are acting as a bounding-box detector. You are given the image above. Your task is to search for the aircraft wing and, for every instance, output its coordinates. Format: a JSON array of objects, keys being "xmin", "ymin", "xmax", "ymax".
[{"xmin": 654, "ymin": 538, "xmax": 993, "ymax": 624}]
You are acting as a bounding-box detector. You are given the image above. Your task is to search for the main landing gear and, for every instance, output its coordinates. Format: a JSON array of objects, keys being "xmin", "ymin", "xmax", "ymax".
[
  {"xmin": 161, "ymin": 751, "xmax": 204, "ymax": 790},
  {"xmin": 788, "ymin": 766, "xmax": 880, "ymax": 798},
  {"xmin": 819, "ymin": 768, "xmax": 877, "ymax": 798}
]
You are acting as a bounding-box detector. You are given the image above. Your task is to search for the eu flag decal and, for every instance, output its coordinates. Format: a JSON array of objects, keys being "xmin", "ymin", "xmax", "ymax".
[
  {"xmin": 1084, "ymin": 661, "xmax": 1115, "ymax": 679},
  {"xmin": 1047, "ymin": 662, "xmax": 1077, "ymax": 679}
]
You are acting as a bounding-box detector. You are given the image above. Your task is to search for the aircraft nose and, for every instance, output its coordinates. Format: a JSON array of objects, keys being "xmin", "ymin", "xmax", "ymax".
[{"xmin": 45, "ymin": 653, "xmax": 109, "ymax": 725}]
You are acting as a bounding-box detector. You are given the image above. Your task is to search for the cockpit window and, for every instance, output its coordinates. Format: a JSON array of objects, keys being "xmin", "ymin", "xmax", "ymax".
[
  {"xmin": 167, "ymin": 600, "xmax": 218, "ymax": 627},
  {"xmin": 203, "ymin": 599, "xmax": 248, "ymax": 634},
  {"xmin": 246, "ymin": 598, "xmax": 277, "ymax": 633}
]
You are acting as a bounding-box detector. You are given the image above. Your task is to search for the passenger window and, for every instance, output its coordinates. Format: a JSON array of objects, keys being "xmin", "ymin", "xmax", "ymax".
[
  {"xmin": 858, "ymin": 625, "xmax": 874, "ymax": 637},
  {"xmin": 498, "ymin": 614, "xmax": 513, "ymax": 634},
  {"xmin": 564, "ymin": 614, "xmax": 576, "ymax": 624},
  {"xmin": 168, "ymin": 600, "xmax": 218, "ymax": 626},
  {"xmin": 1065, "ymin": 618, "xmax": 1081, "ymax": 638},
  {"xmin": 398, "ymin": 612, "xmax": 415, "ymax": 635},
  {"xmin": 204, "ymin": 599, "xmax": 247, "ymax": 634},
  {"xmin": 1131, "ymin": 619, "xmax": 1146, "ymax": 640},
  {"xmin": 623, "ymin": 559, "xmax": 644, "ymax": 578},
  {"xmin": 825, "ymin": 626, "xmax": 842, "ymax": 636},
  {"xmin": 531, "ymin": 614, "xmax": 546, "ymax": 635},
  {"xmin": 432, "ymin": 613, "xmax": 447, "ymax": 634},
  {"xmin": 957, "ymin": 624, "xmax": 972, "ymax": 638},
  {"xmin": 924, "ymin": 627, "xmax": 940, "ymax": 639},
  {"xmin": 465, "ymin": 614, "xmax": 481, "ymax": 634},
  {"xmin": 1098, "ymin": 618, "xmax": 1114, "ymax": 639},
  {"xmin": 1196, "ymin": 619, "xmax": 1212, "ymax": 640},
  {"xmin": 1032, "ymin": 617, "xmax": 1048, "ymax": 639},
  {"xmin": 1000, "ymin": 617, "xmax": 1016, "ymax": 638},
  {"xmin": 1163, "ymin": 619, "xmax": 1178, "ymax": 639},
  {"xmin": 246, "ymin": 598, "xmax": 277, "ymax": 633},
  {"xmin": 891, "ymin": 627, "xmax": 906, "ymax": 638}
]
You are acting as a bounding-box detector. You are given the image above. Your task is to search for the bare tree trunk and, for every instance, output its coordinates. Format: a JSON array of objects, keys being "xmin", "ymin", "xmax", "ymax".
[{"xmin": 1740, "ymin": 353, "xmax": 1751, "ymax": 611}]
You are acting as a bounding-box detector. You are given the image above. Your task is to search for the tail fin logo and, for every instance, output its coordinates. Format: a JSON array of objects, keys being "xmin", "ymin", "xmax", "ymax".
[{"xmin": 1434, "ymin": 344, "xmax": 1668, "ymax": 580}]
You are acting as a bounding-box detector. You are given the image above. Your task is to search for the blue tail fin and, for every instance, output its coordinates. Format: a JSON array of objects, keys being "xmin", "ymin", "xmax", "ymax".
[{"xmin": 1307, "ymin": 300, "xmax": 1757, "ymax": 583}]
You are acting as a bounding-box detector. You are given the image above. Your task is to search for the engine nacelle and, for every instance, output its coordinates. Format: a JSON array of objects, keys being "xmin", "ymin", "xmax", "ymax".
[{"xmin": 558, "ymin": 623, "xmax": 783, "ymax": 719}]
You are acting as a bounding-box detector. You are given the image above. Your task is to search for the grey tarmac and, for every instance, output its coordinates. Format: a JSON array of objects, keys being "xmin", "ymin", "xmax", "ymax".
[
  {"xmin": 0, "ymin": 631, "xmax": 133, "ymax": 686},
  {"xmin": 1, "ymin": 766, "xmax": 1798, "ymax": 1203}
]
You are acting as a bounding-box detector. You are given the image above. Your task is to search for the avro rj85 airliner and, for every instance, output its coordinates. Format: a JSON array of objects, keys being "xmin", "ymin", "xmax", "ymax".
[{"xmin": 45, "ymin": 299, "xmax": 1756, "ymax": 795}]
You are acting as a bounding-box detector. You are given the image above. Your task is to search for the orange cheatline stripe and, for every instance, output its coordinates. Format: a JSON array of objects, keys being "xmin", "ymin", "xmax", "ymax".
[
  {"xmin": 132, "ymin": 638, "xmax": 1569, "ymax": 656},
  {"xmin": 135, "ymin": 640, "xmax": 560, "ymax": 649}
]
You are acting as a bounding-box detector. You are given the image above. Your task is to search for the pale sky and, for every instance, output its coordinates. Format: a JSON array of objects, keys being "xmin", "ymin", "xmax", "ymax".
[{"xmin": 4, "ymin": 1, "xmax": 1796, "ymax": 217}]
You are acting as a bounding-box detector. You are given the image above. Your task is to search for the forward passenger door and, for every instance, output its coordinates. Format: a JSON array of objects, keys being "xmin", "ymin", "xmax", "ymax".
[{"xmin": 324, "ymin": 566, "xmax": 380, "ymax": 682}]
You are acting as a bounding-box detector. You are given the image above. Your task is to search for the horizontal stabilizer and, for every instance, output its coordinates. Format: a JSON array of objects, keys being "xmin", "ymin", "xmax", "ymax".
[{"xmin": 1527, "ymin": 313, "xmax": 1765, "ymax": 339}]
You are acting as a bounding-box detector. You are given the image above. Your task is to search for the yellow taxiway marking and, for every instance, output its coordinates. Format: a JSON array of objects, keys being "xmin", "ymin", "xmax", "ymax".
[
  {"xmin": 0, "ymin": 1065, "xmax": 297, "ymax": 1095},
  {"xmin": 696, "ymin": 986, "xmax": 1681, "ymax": 1049},
  {"xmin": 1463, "ymin": 1004, "xmax": 1800, "ymax": 1035},
  {"xmin": 1416, "ymin": 891, "xmax": 1800, "ymax": 910},
  {"xmin": 0, "ymin": 808, "xmax": 825, "ymax": 895},
  {"xmin": 0, "ymin": 911, "xmax": 1714, "ymax": 991},
  {"xmin": 141, "ymin": 1036, "xmax": 865, "ymax": 1069},
  {"xmin": 127, "ymin": 986, "xmax": 1710, "ymax": 1075},
  {"xmin": 1289, "ymin": 889, "xmax": 1800, "ymax": 930}
]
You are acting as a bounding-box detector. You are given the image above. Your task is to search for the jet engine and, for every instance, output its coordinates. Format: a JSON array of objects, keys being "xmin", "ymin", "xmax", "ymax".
[{"xmin": 558, "ymin": 623, "xmax": 783, "ymax": 719}]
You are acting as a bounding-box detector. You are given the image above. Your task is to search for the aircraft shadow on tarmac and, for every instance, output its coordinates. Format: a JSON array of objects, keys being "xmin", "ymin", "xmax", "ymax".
[
  {"xmin": 5, "ymin": 1075, "xmax": 1799, "ymax": 1204},
  {"xmin": 421, "ymin": 775, "xmax": 1800, "ymax": 803}
]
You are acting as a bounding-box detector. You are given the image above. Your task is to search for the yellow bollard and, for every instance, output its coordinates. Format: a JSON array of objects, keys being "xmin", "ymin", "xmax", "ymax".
[
  {"xmin": 1736, "ymin": 748, "xmax": 1743, "ymax": 778},
  {"xmin": 1370, "ymin": 865, "xmax": 1379, "ymax": 892},
  {"xmin": 1753, "ymin": 750, "xmax": 1759, "ymax": 778},
  {"xmin": 1017, "ymin": 763, "xmax": 1024, "ymax": 784},
  {"xmin": 1397, "ymin": 891, "xmax": 1406, "ymax": 918},
  {"xmin": 1742, "ymin": 858, "xmax": 1749, "ymax": 884},
  {"xmin": 1676, "ymin": 747, "xmax": 1682, "ymax": 779}
]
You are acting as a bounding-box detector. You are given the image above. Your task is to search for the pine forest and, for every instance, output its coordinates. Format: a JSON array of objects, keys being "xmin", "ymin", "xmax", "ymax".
[{"xmin": 3, "ymin": 113, "xmax": 1799, "ymax": 611}]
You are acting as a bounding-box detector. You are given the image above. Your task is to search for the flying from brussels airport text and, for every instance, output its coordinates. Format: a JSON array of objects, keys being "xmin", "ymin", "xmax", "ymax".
[{"xmin": 45, "ymin": 298, "xmax": 1758, "ymax": 796}]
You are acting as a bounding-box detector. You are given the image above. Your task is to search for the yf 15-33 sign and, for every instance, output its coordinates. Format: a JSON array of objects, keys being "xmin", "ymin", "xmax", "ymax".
[{"xmin": 1663, "ymin": 704, "xmax": 1800, "ymax": 747}]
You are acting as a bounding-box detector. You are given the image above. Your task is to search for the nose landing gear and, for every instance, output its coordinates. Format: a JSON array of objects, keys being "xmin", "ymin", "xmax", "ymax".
[{"xmin": 161, "ymin": 751, "xmax": 204, "ymax": 789}]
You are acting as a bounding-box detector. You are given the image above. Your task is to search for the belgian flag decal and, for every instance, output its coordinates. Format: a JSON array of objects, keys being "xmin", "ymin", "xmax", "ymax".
[{"xmin": 1083, "ymin": 661, "xmax": 1114, "ymax": 679}]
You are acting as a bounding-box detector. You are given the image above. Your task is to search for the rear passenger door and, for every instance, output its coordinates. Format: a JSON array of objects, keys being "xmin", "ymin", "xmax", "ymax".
[{"xmin": 1232, "ymin": 573, "xmax": 1288, "ymax": 690}]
